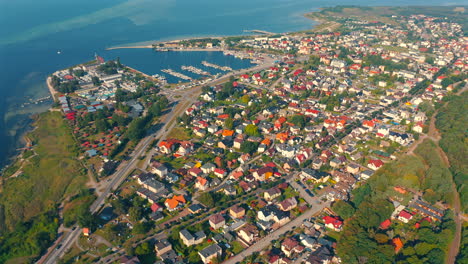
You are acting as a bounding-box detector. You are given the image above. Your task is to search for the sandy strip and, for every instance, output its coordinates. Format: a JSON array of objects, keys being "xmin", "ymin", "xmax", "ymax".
[{"xmin": 46, "ymin": 76, "xmax": 58, "ymax": 101}]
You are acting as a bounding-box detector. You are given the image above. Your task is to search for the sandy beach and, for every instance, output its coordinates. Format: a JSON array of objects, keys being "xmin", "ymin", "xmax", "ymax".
[
  {"xmin": 46, "ymin": 76, "xmax": 58, "ymax": 101},
  {"xmin": 105, "ymin": 45, "xmax": 153, "ymax": 50}
]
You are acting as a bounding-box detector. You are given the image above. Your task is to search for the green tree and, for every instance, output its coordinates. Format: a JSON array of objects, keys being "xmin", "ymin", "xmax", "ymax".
[
  {"xmin": 133, "ymin": 222, "xmax": 151, "ymax": 235},
  {"xmin": 91, "ymin": 76, "xmax": 101, "ymax": 86},
  {"xmin": 135, "ymin": 242, "xmax": 151, "ymax": 255},
  {"xmin": 332, "ymin": 200, "xmax": 355, "ymax": 219},
  {"xmin": 95, "ymin": 119, "xmax": 109, "ymax": 132},
  {"xmin": 128, "ymin": 207, "xmax": 143, "ymax": 222},
  {"xmin": 225, "ymin": 117, "xmax": 234, "ymax": 130},
  {"xmin": 244, "ymin": 124, "xmax": 260, "ymax": 137},
  {"xmin": 240, "ymin": 141, "xmax": 258, "ymax": 154},
  {"xmin": 198, "ymin": 192, "xmax": 215, "ymax": 207}
]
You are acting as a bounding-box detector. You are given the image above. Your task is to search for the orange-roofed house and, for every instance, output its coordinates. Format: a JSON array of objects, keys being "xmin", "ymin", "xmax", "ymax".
[
  {"xmin": 83, "ymin": 228, "xmax": 90, "ymax": 236},
  {"xmin": 276, "ymin": 132, "xmax": 289, "ymax": 143},
  {"xmin": 159, "ymin": 140, "xmax": 176, "ymax": 154},
  {"xmin": 165, "ymin": 195, "xmax": 186, "ymax": 211},
  {"xmin": 394, "ymin": 186, "xmax": 407, "ymax": 194},
  {"xmin": 337, "ymin": 119, "xmax": 346, "ymax": 129},
  {"xmin": 174, "ymin": 195, "xmax": 186, "ymax": 203},
  {"xmin": 275, "ymin": 117, "xmax": 287, "ymax": 129},
  {"xmin": 363, "ymin": 120, "xmax": 375, "ymax": 129},
  {"xmin": 393, "ymin": 238, "xmax": 403, "ymax": 253},
  {"xmin": 217, "ymin": 114, "xmax": 230, "ymax": 120},
  {"xmin": 261, "ymin": 138, "xmax": 271, "ymax": 146},
  {"xmin": 195, "ymin": 176, "xmax": 209, "ymax": 191},
  {"xmin": 222, "ymin": 130, "xmax": 235, "ymax": 137},
  {"xmin": 324, "ymin": 119, "xmax": 335, "ymax": 128}
]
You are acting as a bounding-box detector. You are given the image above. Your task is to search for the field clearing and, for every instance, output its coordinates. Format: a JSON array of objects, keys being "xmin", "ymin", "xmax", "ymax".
[{"xmin": 167, "ymin": 126, "xmax": 190, "ymax": 140}]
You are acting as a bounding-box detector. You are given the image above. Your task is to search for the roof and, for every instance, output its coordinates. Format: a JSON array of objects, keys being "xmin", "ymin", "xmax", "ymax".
[
  {"xmin": 368, "ymin": 159, "xmax": 384, "ymax": 168},
  {"xmin": 323, "ymin": 216, "xmax": 343, "ymax": 229},
  {"xmin": 392, "ymin": 238, "xmax": 403, "ymax": 252},
  {"xmin": 380, "ymin": 219, "xmax": 391, "ymax": 229},
  {"xmin": 398, "ymin": 210, "xmax": 413, "ymax": 220},
  {"xmin": 197, "ymin": 176, "xmax": 208, "ymax": 186},
  {"xmin": 209, "ymin": 213, "xmax": 225, "ymax": 225},
  {"xmin": 230, "ymin": 204, "xmax": 245, "ymax": 214},
  {"xmin": 222, "ymin": 130, "xmax": 235, "ymax": 137},
  {"xmin": 282, "ymin": 237, "xmax": 299, "ymax": 250},
  {"xmin": 165, "ymin": 195, "xmax": 186, "ymax": 209},
  {"xmin": 198, "ymin": 244, "xmax": 222, "ymax": 258}
]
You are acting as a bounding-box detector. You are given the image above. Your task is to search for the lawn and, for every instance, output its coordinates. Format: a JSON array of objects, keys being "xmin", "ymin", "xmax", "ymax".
[
  {"xmin": 230, "ymin": 240, "xmax": 245, "ymax": 255},
  {"xmin": 167, "ymin": 126, "xmax": 191, "ymax": 140}
]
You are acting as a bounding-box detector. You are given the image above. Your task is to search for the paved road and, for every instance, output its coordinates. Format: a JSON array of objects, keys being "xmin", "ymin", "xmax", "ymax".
[
  {"xmin": 289, "ymin": 178, "xmax": 315, "ymax": 205},
  {"xmin": 223, "ymin": 200, "xmax": 330, "ymax": 264}
]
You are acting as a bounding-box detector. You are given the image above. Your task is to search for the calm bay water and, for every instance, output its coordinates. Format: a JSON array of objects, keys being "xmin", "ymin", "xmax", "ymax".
[{"xmin": 0, "ymin": 0, "xmax": 464, "ymax": 167}]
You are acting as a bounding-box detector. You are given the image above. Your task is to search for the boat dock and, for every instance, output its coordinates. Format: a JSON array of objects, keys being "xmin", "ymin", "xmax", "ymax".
[
  {"xmin": 161, "ymin": 69, "xmax": 193, "ymax": 81},
  {"xmin": 181, "ymin": 66, "xmax": 211, "ymax": 76},
  {"xmin": 201, "ymin": 61, "xmax": 233, "ymax": 71}
]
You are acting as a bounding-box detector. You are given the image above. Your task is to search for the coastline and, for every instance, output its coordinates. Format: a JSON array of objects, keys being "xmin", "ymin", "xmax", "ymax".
[{"xmin": 46, "ymin": 76, "xmax": 58, "ymax": 102}]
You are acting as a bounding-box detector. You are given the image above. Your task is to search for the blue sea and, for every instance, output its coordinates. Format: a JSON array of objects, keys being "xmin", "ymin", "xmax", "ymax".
[{"xmin": 0, "ymin": 0, "xmax": 465, "ymax": 167}]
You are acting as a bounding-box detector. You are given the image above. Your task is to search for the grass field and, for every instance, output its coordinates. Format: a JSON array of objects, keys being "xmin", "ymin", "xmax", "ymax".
[
  {"xmin": 167, "ymin": 126, "xmax": 190, "ymax": 140},
  {"xmin": 0, "ymin": 111, "xmax": 87, "ymax": 229}
]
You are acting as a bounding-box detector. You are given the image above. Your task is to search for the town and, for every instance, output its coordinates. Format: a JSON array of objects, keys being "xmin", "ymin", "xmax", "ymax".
[{"xmin": 34, "ymin": 7, "xmax": 467, "ymax": 264}]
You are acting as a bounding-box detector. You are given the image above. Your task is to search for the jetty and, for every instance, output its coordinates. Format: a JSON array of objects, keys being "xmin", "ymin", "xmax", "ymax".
[
  {"xmin": 181, "ymin": 66, "xmax": 211, "ymax": 76},
  {"xmin": 201, "ymin": 61, "xmax": 233, "ymax": 71},
  {"xmin": 161, "ymin": 69, "xmax": 193, "ymax": 81}
]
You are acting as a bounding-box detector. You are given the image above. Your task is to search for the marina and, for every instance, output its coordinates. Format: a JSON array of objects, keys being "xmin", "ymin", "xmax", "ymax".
[
  {"xmin": 201, "ymin": 61, "xmax": 233, "ymax": 71},
  {"xmin": 161, "ymin": 69, "xmax": 193, "ymax": 81},
  {"xmin": 181, "ymin": 65, "xmax": 211, "ymax": 76}
]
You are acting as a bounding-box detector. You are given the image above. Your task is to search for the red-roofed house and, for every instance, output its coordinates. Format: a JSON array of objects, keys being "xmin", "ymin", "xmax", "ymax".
[
  {"xmin": 368, "ymin": 159, "xmax": 384, "ymax": 170},
  {"xmin": 380, "ymin": 219, "xmax": 392, "ymax": 230},
  {"xmin": 151, "ymin": 203, "xmax": 163, "ymax": 213},
  {"xmin": 214, "ymin": 168, "xmax": 227, "ymax": 178},
  {"xmin": 323, "ymin": 216, "xmax": 343, "ymax": 231},
  {"xmin": 363, "ymin": 120, "xmax": 375, "ymax": 129},
  {"xmin": 398, "ymin": 210, "xmax": 413, "ymax": 223},
  {"xmin": 159, "ymin": 140, "xmax": 177, "ymax": 154}
]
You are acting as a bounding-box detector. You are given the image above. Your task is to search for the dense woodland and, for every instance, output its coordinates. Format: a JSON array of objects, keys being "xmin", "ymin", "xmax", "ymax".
[{"xmin": 435, "ymin": 91, "xmax": 467, "ymax": 211}]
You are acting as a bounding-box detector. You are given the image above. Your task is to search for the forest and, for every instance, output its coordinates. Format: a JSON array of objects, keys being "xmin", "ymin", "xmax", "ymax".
[{"xmin": 435, "ymin": 91, "xmax": 468, "ymax": 211}]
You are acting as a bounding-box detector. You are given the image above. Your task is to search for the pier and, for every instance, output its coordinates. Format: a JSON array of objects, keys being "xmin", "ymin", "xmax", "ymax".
[
  {"xmin": 181, "ymin": 66, "xmax": 211, "ymax": 76},
  {"xmin": 161, "ymin": 69, "xmax": 193, "ymax": 81},
  {"xmin": 201, "ymin": 61, "xmax": 233, "ymax": 71}
]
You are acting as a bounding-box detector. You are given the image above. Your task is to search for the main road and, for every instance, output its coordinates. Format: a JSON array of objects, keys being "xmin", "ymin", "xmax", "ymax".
[{"xmin": 39, "ymin": 54, "xmax": 279, "ymax": 264}]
